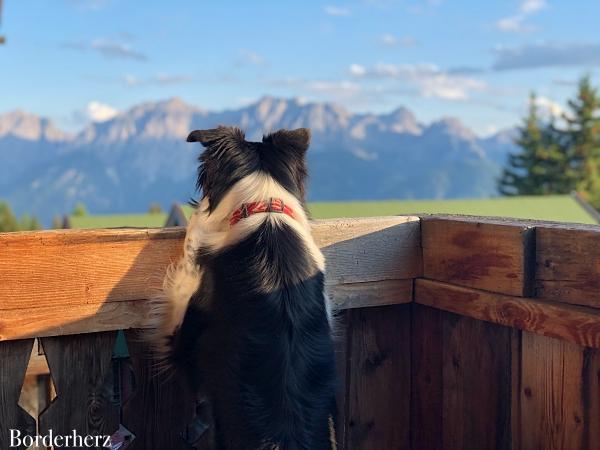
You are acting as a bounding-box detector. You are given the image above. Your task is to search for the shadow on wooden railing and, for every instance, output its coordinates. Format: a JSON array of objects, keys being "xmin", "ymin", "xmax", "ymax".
[{"xmin": 0, "ymin": 215, "xmax": 599, "ymax": 450}]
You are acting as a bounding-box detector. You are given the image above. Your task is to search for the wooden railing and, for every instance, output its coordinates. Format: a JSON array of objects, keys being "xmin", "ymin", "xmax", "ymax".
[{"xmin": 0, "ymin": 215, "xmax": 599, "ymax": 450}]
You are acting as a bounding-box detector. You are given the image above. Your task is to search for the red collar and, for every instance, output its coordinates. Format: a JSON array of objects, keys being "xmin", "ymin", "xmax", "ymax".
[{"xmin": 229, "ymin": 198, "xmax": 297, "ymax": 226}]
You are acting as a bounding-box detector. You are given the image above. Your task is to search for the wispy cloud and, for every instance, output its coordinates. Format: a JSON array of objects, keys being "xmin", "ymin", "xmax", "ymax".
[
  {"xmin": 378, "ymin": 34, "xmax": 417, "ymax": 48},
  {"xmin": 91, "ymin": 39, "xmax": 147, "ymax": 61},
  {"xmin": 495, "ymin": 0, "xmax": 547, "ymax": 33},
  {"xmin": 492, "ymin": 42, "xmax": 600, "ymax": 70},
  {"xmin": 324, "ymin": 5, "xmax": 351, "ymax": 16},
  {"xmin": 122, "ymin": 73, "xmax": 193, "ymax": 87},
  {"xmin": 62, "ymin": 37, "xmax": 147, "ymax": 61},
  {"xmin": 236, "ymin": 49, "xmax": 267, "ymax": 67},
  {"xmin": 348, "ymin": 62, "xmax": 487, "ymax": 100}
]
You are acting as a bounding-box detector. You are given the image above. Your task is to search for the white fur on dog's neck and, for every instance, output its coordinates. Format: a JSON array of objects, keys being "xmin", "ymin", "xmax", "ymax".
[{"xmin": 145, "ymin": 171, "xmax": 326, "ymax": 358}]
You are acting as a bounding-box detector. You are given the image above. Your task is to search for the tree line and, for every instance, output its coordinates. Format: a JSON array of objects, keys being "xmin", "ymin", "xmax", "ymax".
[{"xmin": 499, "ymin": 75, "xmax": 600, "ymax": 209}]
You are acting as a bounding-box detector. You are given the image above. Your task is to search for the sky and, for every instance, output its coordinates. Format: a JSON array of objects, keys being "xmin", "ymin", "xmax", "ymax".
[{"xmin": 1, "ymin": 0, "xmax": 599, "ymax": 135}]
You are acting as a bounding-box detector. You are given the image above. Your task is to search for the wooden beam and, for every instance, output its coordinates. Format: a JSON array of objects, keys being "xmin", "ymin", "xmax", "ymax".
[
  {"xmin": 414, "ymin": 279, "xmax": 600, "ymax": 348},
  {"xmin": 0, "ymin": 217, "xmax": 421, "ymax": 341},
  {"xmin": 421, "ymin": 215, "xmax": 535, "ymax": 297},
  {"xmin": 536, "ymin": 224, "xmax": 600, "ymax": 308},
  {"xmin": 327, "ymin": 279, "xmax": 413, "ymax": 310}
]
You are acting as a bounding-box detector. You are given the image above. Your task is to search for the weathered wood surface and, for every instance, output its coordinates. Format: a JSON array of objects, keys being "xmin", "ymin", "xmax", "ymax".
[
  {"xmin": 410, "ymin": 304, "xmax": 443, "ymax": 450},
  {"xmin": 415, "ymin": 278, "xmax": 600, "ymax": 348},
  {"xmin": 536, "ymin": 225, "xmax": 600, "ymax": 308},
  {"xmin": 442, "ymin": 314, "xmax": 512, "ymax": 450},
  {"xmin": 0, "ymin": 339, "xmax": 36, "ymax": 450},
  {"xmin": 315, "ymin": 216, "xmax": 422, "ymax": 284},
  {"xmin": 333, "ymin": 311, "xmax": 349, "ymax": 450},
  {"xmin": 583, "ymin": 347, "xmax": 600, "ymax": 450},
  {"xmin": 518, "ymin": 332, "xmax": 585, "ymax": 450},
  {"xmin": 0, "ymin": 217, "xmax": 421, "ymax": 341},
  {"xmin": 122, "ymin": 329, "xmax": 197, "ymax": 450},
  {"xmin": 39, "ymin": 331, "xmax": 119, "ymax": 448},
  {"xmin": 345, "ymin": 304, "xmax": 411, "ymax": 450},
  {"xmin": 328, "ymin": 279, "xmax": 412, "ymax": 310},
  {"xmin": 421, "ymin": 216, "xmax": 535, "ymax": 297}
]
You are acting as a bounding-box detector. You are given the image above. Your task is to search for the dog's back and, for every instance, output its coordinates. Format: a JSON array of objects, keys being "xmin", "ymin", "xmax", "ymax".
[
  {"xmin": 187, "ymin": 219, "xmax": 336, "ymax": 449},
  {"xmin": 158, "ymin": 127, "xmax": 338, "ymax": 450}
]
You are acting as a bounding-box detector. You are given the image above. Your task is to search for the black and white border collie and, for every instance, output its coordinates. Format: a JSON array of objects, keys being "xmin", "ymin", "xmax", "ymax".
[{"xmin": 147, "ymin": 127, "xmax": 338, "ymax": 450}]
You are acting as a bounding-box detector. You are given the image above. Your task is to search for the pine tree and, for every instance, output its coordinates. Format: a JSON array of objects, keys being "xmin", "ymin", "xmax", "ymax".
[
  {"xmin": 72, "ymin": 202, "xmax": 87, "ymax": 217},
  {"xmin": 564, "ymin": 75, "xmax": 600, "ymax": 208},
  {"xmin": 0, "ymin": 202, "xmax": 19, "ymax": 232},
  {"xmin": 498, "ymin": 93, "xmax": 569, "ymax": 195}
]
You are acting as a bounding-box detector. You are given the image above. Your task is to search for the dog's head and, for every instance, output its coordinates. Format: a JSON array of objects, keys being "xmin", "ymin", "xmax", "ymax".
[{"xmin": 187, "ymin": 126, "xmax": 311, "ymax": 212}]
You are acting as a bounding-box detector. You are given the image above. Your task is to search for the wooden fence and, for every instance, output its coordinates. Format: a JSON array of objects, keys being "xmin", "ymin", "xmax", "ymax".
[{"xmin": 0, "ymin": 215, "xmax": 598, "ymax": 449}]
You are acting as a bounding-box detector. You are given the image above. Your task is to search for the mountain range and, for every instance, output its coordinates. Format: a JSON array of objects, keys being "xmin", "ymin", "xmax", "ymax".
[{"xmin": 0, "ymin": 97, "xmax": 517, "ymax": 224}]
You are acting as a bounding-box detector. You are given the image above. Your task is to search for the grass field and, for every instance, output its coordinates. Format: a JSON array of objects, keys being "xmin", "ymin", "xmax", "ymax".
[
  {"xmin": 67, "ymin": 195, "xmax": 598, "ymax": 228},
  {"xmin": 308, "ymin": 195, "xmax": 597, "ymax": 224}
]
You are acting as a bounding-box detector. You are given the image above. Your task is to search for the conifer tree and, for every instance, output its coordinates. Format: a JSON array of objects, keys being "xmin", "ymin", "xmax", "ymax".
[
  {"xmin": 498, "ymin": 93, "xmax": 557, "ymax": 195},
  {"xmin": 564, "ymin": 75, "xmax": 600, "ymax": 207}
]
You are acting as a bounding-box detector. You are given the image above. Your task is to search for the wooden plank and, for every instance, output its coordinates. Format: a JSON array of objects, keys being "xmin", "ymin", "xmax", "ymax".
[
  {"xmin": 0, "ymin": 339, "xmax": 36, "ymax": 450},
  {"xmin": 333, "ymin": 311, "xmax": 349, "ymax": 450},
  {"xmin": 583, "ymin": 347, "xmax": 600, "ymax": 450},
  {"xmin": 314, "ymin": 216, "xmax": 422, "ymax": 284},
  {"xmin": 328, "ymin": 279, "xmax": 412, "ymax": 310},
  {"xmin": 536, "ymin": 225, "xmax": 600, "ymax": 308},
  {"xmin": 421, "ymin": 215, "xmax": 535, "ymax": 297},
  {"xmin": 519, "ymin": 332, "xmax": 585, "ymax": 450},
  {"xmin": 415, "ymin": 279, "xmax": 600, "ymax": 348},
  {"xmin": 410, "ymin": 304, "xmax": 443, "ymax": 450},
  {"xmin": 442, "ymin": 313, "xmax": 512, "ymax": 450},
  {"xmin": 39, "ymin": 331, "xmax": 119, "ymax": 446},
  {"xmin": 0, "ymin": 217, "xmax": 421, "ymax": 341},
  {"xmin": 0, "ymin": 299, "xmax": 149, "ymax": 341},
  {"xmin": 122, "ymin": 329, "xmax": 197, "ymax": 450},
  {"xmin": 346, "ymin": 305, "xmax": 411, "ymax": 450}
]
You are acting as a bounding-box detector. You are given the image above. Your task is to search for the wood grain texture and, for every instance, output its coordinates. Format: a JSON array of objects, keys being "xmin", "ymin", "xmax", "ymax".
[
  {"xmin": 333, "ymin": 311, "xmax": 349, "ymax": 450},
  {"xmin": 519, "ymin": 332, "xmax": 585, "ymax": 450},
  {"xmin": 39, "ymin": 331, "xmax": 119, "ymax": 448},
  {"xmin": 314, "ymin": 216, "xmax": 422, "ymax": 284},
  {"xmin": 442, "ymin": 313, "xmax": 512, "ymax": 450},
  {"xmin": 410, "ymin": 304, "xmax": 443, "ymax": 450},
  {"xmin": 328, "ymin": 279, "xmax": 412, "ymax": 310},
  {"xmin": 415, "ymin": 279, "xmax": 600, "ymax": 348},
  {"xmin": 0, "ymin": 339, "xmax": 36, "ymax": 450},
  {"xmin": 0, "ymin": 217, "xmax": 421, "ymax": 341},
  {"xmin": 421, "ymin": 216, "xmax": 535, "ymax": 297},
  {"xmin": 0, "ymin": 299, "xmax": 149, "ymax": 341},
  {"xmin": 0, "ymin": 228, "xmax": 184, "ymax": 311},
  {"xmin": 346, "ymin": 305, "xmax": 411, "ymax": 450},
  {"xmin": 536, "ymin": 225, "xmax": 600, "ymax": 308},
  {"xmin": 122, "ymin": 329, "xmax": 197, "ymax": 450},
  {"xmin": 583, "ymin": 347, "xmax": 600, "ymax": 450}
]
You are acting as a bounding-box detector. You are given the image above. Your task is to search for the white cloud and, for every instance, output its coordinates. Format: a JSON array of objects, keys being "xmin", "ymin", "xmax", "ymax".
[
  {"xmin": 495, "ymin": 0, "xmax": 547, "ymax": 33},
  {"xmin": 235, "ymin": 49, "xmax": 267, "ymax": 67},
  {"xmin": 520, "ymin": 0, "xmax": 547, "ymax": 14},
  {"xmin": 378, "ymin": 34, "xmax": 417, "ymax": 47},
  {"xmin": 324, "ymin": 5, "xmax": 351, "ymax": 16},
  {"xmin": 62, "ymin": 37, "xmax": 147, "ymax": 61},
  {"xmin": 535, "ymin": 95, "xmax": 565, "ymax": 118},
  {"xmin": 349, "ymin": 62, "xmax": 488, "ymax": 101},
  {"xmin": 349, "ymin": 64, "xmax": 367, "ymax": 76},
  {"xmin": 86, "ymin": 101, "xmax": 119, "ymax": 122},
  {"xmin": 308, "ymin": 80, "xmax": 361, "ymax": 96}
]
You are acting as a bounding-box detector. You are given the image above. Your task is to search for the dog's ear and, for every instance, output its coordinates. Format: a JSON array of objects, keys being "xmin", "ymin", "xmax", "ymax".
[
  {"xmin": 187, "ymin": 126, "xmax": 245, "ymax": 147},
  {"xmin": 265, "ymin": 128, "xmax": 311, "ymax": 155}
]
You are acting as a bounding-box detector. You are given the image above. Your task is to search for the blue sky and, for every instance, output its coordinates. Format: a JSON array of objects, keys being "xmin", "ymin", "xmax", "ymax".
[{"xmin": 1, "ymin": 0, "xmax": 599, "ymax": 135}]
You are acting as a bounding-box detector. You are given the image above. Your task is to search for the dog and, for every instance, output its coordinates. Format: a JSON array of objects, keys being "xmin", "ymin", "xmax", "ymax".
[{"xmin": 147, "ymin": 126, "xmax": 338, "ymax": 450}]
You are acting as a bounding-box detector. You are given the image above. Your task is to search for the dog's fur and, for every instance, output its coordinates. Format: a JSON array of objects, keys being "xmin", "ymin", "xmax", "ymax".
[{"xmin": 146, "ymin": 126, "xmax": 337, "ymax": 450}]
